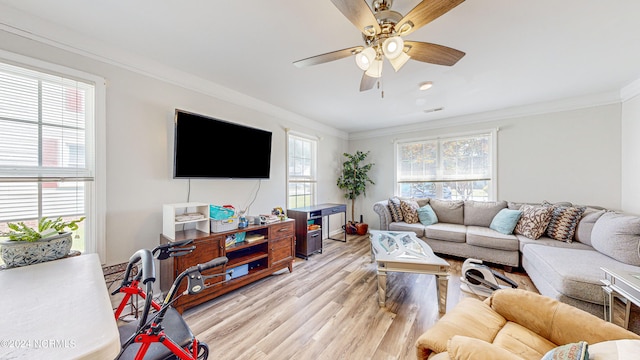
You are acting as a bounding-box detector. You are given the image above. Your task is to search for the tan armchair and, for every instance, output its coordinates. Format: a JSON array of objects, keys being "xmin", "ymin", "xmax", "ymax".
[{"xmin": 416, "ymin": 288, "xmax": 640, "ymax": 360}]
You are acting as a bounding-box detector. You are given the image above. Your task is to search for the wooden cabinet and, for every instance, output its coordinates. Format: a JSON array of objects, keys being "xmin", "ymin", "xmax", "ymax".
[{"xmin": 160, "ymin": 219, "xmax": 295, "ymax": 313}]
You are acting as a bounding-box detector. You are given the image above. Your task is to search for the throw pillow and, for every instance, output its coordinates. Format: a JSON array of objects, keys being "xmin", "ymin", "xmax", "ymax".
[
  {"xmin": 591, "ymin": 212, "xmax": 640, "ymax": 266},
  {"xmin": 514, "ymin": 204, "xmax": 553, "ymax": 240},
  {"xmin": 417, "ymin": 204, "xmax": 438, "ymax": 226},
  {"xmin": 489, "ymin": 209, "xmax": 523, "ymax": 235},
  {"xmin": 387, "ymin": 197, "xmax": 403, "ymax": 222},
  {"xmin": 546, "ymin": 205, "xmax": 586, "ymax": 242},
  {"xmin": 541, "ymin": 341, "xmax": 589, "ymax": 360},
  {"xmin": 400, "ymin": 199, "xmax": 420, "ymax": 224}
]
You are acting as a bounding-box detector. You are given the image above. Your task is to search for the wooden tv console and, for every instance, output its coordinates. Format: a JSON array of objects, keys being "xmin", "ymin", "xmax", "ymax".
[{"xmin": 159, "ymin": 219, "xmax": 295, "ymax": 313}]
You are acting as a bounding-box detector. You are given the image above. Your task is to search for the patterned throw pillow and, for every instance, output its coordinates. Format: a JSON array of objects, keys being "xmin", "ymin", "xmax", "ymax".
[
  {"xmin": 388, "ymin": 197, "xmax": 403, "ymax": 222},
  {"xmin": 514, "ymin": 204, "xmax": 553, "ymax": 239},
  {"xmin": 541, "ymin": 341, "xmax": 589, "ymax": 360},
  {"xmin": 400, "ymin": 199, "xmax": 420, "ymax": 224},
  {"xmin": 546, "ymin": 205, "xmax": 586, "ymax": 242}
]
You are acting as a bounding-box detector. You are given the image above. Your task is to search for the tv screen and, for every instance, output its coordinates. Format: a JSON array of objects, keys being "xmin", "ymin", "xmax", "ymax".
[{"xmin": 173, "ymin": 109, "xmax": 272, "ymax": 179}]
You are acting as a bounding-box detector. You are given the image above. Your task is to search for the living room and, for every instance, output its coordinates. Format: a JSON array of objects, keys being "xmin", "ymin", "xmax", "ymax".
[{"xmin": 1, "ymin": 1, "xmax": 640, "ymax": 359}]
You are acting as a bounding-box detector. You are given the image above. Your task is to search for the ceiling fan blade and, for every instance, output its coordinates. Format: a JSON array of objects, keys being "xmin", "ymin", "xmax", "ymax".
[
  {"xmin": 293, "ymin": 46, "xmax": 364, "ymax": 68},
  {"xmin": 404, "ymin": 41, "xmax": 465, "ymax": 66},
  {"xmin": 360, "ymin": 72, "xmax": 377, "ymax": 92},
  {"xmin": 331, "ymin": 0, "xmax": 381, "ymax": 36},
  {"xmin": 394, "ymin": 0, "xmax": 465, "ymax": 37}
]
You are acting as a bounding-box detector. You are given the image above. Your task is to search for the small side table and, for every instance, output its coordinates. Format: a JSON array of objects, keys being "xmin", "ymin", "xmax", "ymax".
[{"xmin": 601, "ymin": 267, "xmax": 640, "ymax": 329}]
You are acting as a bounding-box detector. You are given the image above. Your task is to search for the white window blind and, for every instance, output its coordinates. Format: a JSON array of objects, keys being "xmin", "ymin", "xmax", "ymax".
[
  {"xmin": 0, "ymin": 59, "xmax": 95, "ymax": 253},
  {"xmin": 287, "ymin": 132, "xmax": 317, "ymax": 209},
  {"xmin": 396, "ymin": 132, "xmax": 494, "ymax": 201}
]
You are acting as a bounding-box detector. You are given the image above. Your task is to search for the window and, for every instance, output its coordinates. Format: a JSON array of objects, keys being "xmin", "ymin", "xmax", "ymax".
[
  {"xmin": 396, "ymin": 132, "xmax": 495, "ymax": 201},
  {"xmin": 287, "ymin": 132, "xmax": 317, "ymax": 209},
  {"xmin": 0, "ymin": 52, "xmax": 105, "ymax": 263}
]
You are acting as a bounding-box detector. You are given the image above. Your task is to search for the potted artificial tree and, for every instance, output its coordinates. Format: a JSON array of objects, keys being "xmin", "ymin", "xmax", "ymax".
[
  {"xmin": 0, "ymin": 216, "xmax": 85, "ymax": 268},
  {"xmin": 337, "ymin": 150, "xmax": 375, "ymax": 235}
]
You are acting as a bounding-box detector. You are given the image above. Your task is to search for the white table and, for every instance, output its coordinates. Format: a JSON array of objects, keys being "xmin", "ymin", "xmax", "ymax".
[
  {"xmin": 369, "ymin": 230, "xmax": 450, "ymax": 313},
  {"xmin": 0, "ymin": 254, "xmax": 120, "ymax": 359},
  {"xmin": 601, "ymin": 267, "xmax": 640, "ymax": 329}
]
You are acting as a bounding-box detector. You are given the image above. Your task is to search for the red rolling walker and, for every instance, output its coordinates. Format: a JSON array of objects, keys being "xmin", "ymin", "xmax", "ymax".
[{"xmin": 112, "ymin": 240, "xmax": 228, "ymax": 360}]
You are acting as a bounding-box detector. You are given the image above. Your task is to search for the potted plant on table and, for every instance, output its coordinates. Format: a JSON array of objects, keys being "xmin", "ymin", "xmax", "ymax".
[
  {"xmin": 337, "ymin": 150, "xmax": 375, "ymax": 235},
  {"xmin": 0, "ymin": 216, "xmax": 85, "ymax": 268}
]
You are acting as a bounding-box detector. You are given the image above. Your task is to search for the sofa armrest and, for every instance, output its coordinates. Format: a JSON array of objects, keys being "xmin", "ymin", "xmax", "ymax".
[
  {"xmin": 488, "ymin": 289, "xmax": 640, "ymax": 345},
  {"xmin": 373, "ymin": 200, "xmax": 392, "ymax": 230},
  {"xmin": 448, "ymin": 336, "xmax": 524, "ymax": 360}
]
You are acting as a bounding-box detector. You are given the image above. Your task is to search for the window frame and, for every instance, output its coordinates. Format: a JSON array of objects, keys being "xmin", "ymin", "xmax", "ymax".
[
  {"xmin": 394, "ymin": 129, "xmax": 498, "ymax": 201},
  {"xmin": 0, "ymin": 50, "xmax": 107, "ymax": 263},
  {"xmin": 286, "ymin": 130, "xmax": 318, "ymax": 209}
]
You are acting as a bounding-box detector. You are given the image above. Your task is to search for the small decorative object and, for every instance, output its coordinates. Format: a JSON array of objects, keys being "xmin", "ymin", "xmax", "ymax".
[
  {"xmin": 272, "ymin": 207, "xmax": 286, "ymax": 221},
  {"xmin": 337, "ymin": 150, "xmax": 375, "ymax": 235},
  {"xmin": 0, "ymin": 216, "xmax": 85, "ymax": 268}
]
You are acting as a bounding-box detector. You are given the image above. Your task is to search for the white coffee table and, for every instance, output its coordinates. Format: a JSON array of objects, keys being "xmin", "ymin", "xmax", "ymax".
[
  {"xmin": 601, "ymin": 267, "xmax": 640, "ymax": 329},
  {"xmin": 369, "ymin": 230, "xmax": 450, "ymax": 314}
]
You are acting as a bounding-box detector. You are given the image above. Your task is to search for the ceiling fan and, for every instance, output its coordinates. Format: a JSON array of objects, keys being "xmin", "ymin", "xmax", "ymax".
[{"xmin": 293, "ymin": 0, "xmax": 466, "ymax": 92}]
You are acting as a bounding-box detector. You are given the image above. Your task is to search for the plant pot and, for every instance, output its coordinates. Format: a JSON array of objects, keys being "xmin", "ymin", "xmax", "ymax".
[
  {"xmin": 343, "ymin": 222, "xmax": 358, "ymax": 235},
  {"xmin": 355, "ymin": 222, "xmax": 369, "ymax": 235},
  {"xmin": 0, "ymin": 232, "xmax": 72, "ymax": 268}
]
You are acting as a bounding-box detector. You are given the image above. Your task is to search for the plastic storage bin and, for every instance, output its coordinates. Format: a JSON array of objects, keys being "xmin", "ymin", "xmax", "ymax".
[{"xmin": 211, "ymin": 217, "xmax": 238, "ymax": 233}]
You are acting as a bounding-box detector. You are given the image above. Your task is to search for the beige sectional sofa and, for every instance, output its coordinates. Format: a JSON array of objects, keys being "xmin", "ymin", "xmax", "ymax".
[{"xmin": 372, "ymin": 197, "xmax": 640, "ymax": 319}]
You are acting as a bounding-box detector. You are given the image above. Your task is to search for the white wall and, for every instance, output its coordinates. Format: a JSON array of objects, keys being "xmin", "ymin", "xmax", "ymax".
[
  {"xmin": 350, "ymin": 104, "xmax": 623, "ymax": 229},
  {"xmin": 622, "ymin": 94, "xmax": 640, "ymax": 215},
  {"xmin": 0, "ymin": 30, "xmax": 348, "ymax": 265}
]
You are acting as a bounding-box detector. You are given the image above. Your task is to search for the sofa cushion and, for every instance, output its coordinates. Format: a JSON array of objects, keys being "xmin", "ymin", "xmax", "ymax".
[
  {"xmin": 493, "ymin": 322, "xmax": 557, "ymax": 360},
  {"xmin": 521, "ymin": 244, "xmax": 640, "ymax": 304},
  {"xmin": 514, "ymin": 204, "xmax": 553, "ymax": 240},
  {"xmin": 574, "ymin": 209, "xmax": 606, "ymax": 247},
  {"xmin": 467, "ymin": 226, "xmax": 519, "ymax": 251},
  {"xmin": 388, "ymin": 197, "xmax": 404, "ymax": 222},
  {"xmin": 400, "ymin": 199, "xmax": 420, "ymax": 224},
  {"xmin": 591, "ymin": 212, "xmax": 640, "ymax": 266},
  {"xmin": 490, "ymin": 209, "xmax": 523, "ymax": 235},
  {"xmin": 430, "ymin": 199, "xmax": 464, "ymax": 225},
  {"xmin": 545, "ymin": 205, "xmax": 586, "ymax": 242},
  {"xmin": 464, "ymin": 200, "xmax": 508, "ymax": 227},
  {"xmin": 415, "ymin": 197, "xmax": 430, "ymax": 207},
  {"xmin": 425, "ymin": 223, "xmax": 467, "ymax": 243},
  {"xmin": 517, "ymin": 235, "xmax": 593, "ymax": 253},
  {"xmin": 388, "ymin": 222, "xmax": 425, "ymax": 237},
  {"xmin": 417, "ymin": 204, "xmax": 438, "ymax": 226},
  {"xmin": 589, "ymin": 340, "xmax": 640, "ymax": 360},
  {"xmin": 447, "ymin": 336, "xmax": 525, "ymax": 360}
]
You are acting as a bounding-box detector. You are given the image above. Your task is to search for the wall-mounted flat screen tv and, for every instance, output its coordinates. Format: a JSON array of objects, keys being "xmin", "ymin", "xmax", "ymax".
[{"xmin": 173, "ymin": 109, "xmax": 272, "ymax": 179}]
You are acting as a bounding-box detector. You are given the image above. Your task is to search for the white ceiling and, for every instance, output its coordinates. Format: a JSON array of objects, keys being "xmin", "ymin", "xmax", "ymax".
[{"xmin": 1, "ymin": 0, "xmax": 640, "ymax": 134}]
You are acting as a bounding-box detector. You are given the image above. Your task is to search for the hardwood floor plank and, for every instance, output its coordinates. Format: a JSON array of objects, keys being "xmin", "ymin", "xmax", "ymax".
[{"xmin": 182, "ymin": 232, "xmax": 539, "ymax": 359}]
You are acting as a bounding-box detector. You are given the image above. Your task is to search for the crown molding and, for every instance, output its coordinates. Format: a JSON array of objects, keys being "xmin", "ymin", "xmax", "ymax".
[
  {"xmin": 349, "ymin": 91, "xmax": 622, "ymax": 140},
  {"xmin": 0, "ymin": 4, "xmax": 348, "ymax": 140},
  {"xmin": 621, "ymin": 77, "xmax": 640, "ymax": 102}
]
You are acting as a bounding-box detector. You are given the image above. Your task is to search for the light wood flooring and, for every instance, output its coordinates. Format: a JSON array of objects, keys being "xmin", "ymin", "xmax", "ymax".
[{"xmin": 183, "ymin": 233, "xmax": 537, "ymax": 360}]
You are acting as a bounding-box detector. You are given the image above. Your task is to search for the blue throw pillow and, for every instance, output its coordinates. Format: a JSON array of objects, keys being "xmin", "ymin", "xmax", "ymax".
[
  {"xmin": 490, "ymin": 209, "xmax": 523, "ymax": 235},
  {"xmin": 417, "ymin": 204, "xmax": 438, "ymax": 226}
]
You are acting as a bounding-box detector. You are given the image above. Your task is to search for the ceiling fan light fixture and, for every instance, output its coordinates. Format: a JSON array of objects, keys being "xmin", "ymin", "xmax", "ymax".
[
  {"xmin": 419, "ymin": 81, "xmax": 433, "ymax": 91},
  {"xmin": 397, "ymin": 21, "xmax": 413, "ymax": 35},
  {"xmin": 389, "ymin": 51, "xmax": 410, "ymax": 72},
  {"xmin": 382, "ymin": 36, "xmax": 404, "ymax": 59},
  {"xmin": 365, "ymin": 59, "xmax": 383, "ymax": 78},
  {"xmin": 355, "ymin": 47, "xmax": 376, "ymax": 70}
]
